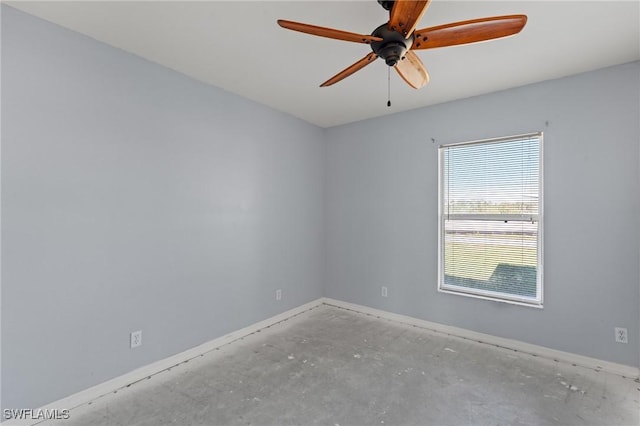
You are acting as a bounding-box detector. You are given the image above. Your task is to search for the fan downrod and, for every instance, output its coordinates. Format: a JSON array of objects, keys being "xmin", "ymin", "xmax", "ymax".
[
  {"xmin": 377, "ymin": 1, "xmax": 394, "ymax": 12},
  {"xmin": 370, "ymin": 23, "xmax": 414, "ymax": 67}
]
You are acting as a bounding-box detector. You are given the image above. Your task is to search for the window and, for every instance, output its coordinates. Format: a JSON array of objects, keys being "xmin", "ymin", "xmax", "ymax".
[{"xmin": 438, "ymin": 133, "xmax": 543, "ymax": 306}]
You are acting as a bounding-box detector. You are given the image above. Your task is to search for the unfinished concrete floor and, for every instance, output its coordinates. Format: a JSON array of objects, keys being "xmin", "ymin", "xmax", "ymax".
[{"xmin": 46, "ymin": 304, "xmax": 639, "ymax": 426}]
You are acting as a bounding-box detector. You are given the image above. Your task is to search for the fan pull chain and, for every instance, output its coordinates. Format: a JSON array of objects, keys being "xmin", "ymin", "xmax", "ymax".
[{"xmin": 387, "ymin": 67, "xmax": 391, "ymax": 107}]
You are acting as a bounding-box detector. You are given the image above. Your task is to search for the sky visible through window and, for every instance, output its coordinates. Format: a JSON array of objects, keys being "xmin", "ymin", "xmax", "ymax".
[{"xmin": 444, "ymin": 137, "xmax": 539, "ymax": 215}]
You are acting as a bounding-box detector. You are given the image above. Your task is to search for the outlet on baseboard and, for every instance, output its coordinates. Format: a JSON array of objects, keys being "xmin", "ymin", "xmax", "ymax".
[
  {"xmin": 381, "ymin": 286, "xmax": 388, "ymax": 298},
  {"xmin": 130, "ymin": 330, "xmax": 142, "ymax": 348},
  {"xmin": 615, "ymin": 327, "xmax": 628, "ymax": 344},
  {"xmin": 276, "ymin": 289, "xmax": 282, "ymax": 301}
]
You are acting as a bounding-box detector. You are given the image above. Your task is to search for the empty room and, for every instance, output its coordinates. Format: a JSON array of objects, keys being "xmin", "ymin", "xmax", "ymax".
[{"xmin": 1, "ymin": 1, "xmax": 639, "ymax": 425}]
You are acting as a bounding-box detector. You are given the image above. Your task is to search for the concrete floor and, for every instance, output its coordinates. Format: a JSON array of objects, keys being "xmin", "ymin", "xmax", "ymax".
[{"xmin": 46, "ymin": 305, "xmax": 639, "ymax": 426}]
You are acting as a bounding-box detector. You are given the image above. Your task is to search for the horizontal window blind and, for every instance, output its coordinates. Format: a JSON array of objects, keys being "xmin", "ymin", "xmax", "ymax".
[{"xmin": 439, "ymin": 134, "xmax": 542, "ymax": 305}]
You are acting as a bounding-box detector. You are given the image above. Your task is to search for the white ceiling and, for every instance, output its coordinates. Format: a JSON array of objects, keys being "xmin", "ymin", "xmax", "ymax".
[{"xmin": 7, "ymin": 1, "xmax": 640, "ymax": 128}]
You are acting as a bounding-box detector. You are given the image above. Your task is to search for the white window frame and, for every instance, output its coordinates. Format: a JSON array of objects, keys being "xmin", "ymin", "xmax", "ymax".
[{"xmin": 437, "ymin": 132, "xmax": 544, "ymax": 307}]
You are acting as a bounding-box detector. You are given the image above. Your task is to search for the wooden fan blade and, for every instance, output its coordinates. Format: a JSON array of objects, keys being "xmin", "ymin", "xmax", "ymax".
[
  {"xmin": 395, "ymin": 51, "xmax": 429, "ymax": 89},
  {"xmin": 277, "ymin": 20, "xmax": 383, "ymax": 44},
  {"xmin": 320, "ymin": 52, "xmax": 378, "ymax": 87},
  {"xmin": 412, "ymin": 15, "xmax": 527, "ymax": 50},
  {"xmin": 388, "ymin": 0, "xmax": 431, "ymax": 38}
]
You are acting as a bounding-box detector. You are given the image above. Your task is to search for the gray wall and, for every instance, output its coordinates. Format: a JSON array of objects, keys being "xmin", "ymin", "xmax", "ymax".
[
  {"xmin": 1, "ymin": 6, "xmax": 324, "ymax": 410},
  {"xmin": 325, "ymin": 61, "xmax": 640, "ymax": 368}
]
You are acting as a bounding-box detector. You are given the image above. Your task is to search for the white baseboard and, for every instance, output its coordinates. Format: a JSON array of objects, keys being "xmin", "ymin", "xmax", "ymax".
[
  {"xmin": 321, "ymin": 297, "xmax": 640, "ymax": 379},
  {"xmin": 2, "ymin": 298, "xmax": 324, "ymax": 426},
  {"xmin": 6, "ymin": 296, "xmax": 637, "ymax": 425}
]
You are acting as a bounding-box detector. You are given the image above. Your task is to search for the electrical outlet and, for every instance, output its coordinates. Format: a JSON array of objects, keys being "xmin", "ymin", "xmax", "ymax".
[
  {"xmin": 276, "ymin": 289, "xmax": 282, "ymax": 301},
  {"xmin": 381, "ymin": 286, "xmax": 388, "ymax": 297},
  {"xmin": 615, "ymin": 327, "xmax": 628, "ymax": 344},
  {"xmin": 130, "ymin": 330, "xmax": 142, "ymax": 348}
]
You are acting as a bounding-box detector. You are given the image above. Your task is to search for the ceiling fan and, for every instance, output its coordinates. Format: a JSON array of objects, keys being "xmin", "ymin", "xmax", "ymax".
[{"xmin": 278, "ymin": 0, "xmax": 527, "ymax": 90}]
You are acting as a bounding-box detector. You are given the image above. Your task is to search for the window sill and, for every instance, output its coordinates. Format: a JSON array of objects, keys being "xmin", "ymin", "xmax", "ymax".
[{"xmin": 438, "ymin": 286, "xmax": 544, "ymax": 309}]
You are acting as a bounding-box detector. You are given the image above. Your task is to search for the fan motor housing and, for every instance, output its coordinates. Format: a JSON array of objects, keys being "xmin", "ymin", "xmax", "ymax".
[{"xmin": 370, "ymin": 23, "xmax": 414, "ymax": 67}]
